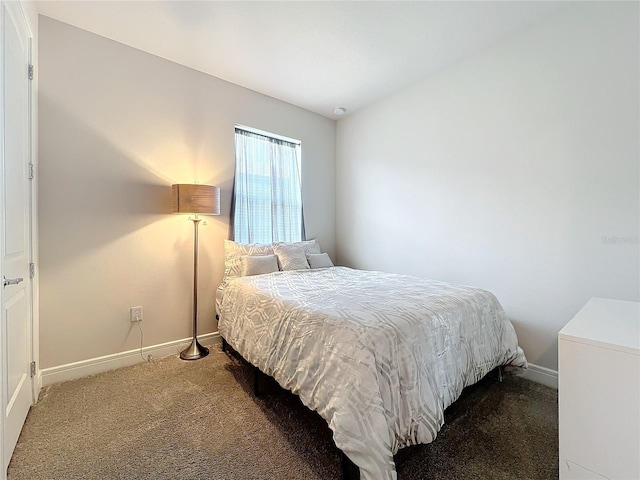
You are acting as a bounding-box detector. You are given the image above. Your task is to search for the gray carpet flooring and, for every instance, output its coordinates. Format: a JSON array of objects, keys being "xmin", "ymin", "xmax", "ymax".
[{"xmin": 8, "ymin": 348, "xmax": 558, "ymax": 479}]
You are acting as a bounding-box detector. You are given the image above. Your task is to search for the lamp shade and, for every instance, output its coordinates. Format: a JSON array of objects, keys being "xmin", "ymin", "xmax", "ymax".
[{"xmin": 171, "ymin": 184, "xmax": 220, "ymax": 215}]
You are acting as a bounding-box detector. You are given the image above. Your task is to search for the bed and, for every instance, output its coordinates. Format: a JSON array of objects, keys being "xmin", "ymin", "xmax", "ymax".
[{"xmin": 217, "ymin": 251, "xmax": 527, "ymax": 480}]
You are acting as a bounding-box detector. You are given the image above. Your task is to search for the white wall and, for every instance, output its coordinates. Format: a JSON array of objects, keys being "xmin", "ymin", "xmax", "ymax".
[
  {"xmin": 336, "ymin": 2, "xmax": 639, "ymax": 371},
  {"xmin": 38, "ymin": 17, "xmax": 336, "ymax": 369}
]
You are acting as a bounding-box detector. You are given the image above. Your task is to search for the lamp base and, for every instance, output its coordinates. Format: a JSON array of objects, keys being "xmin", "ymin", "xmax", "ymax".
[{"xmin": 179, "ymin": 338, "xmax": 209, "ymax": 361}]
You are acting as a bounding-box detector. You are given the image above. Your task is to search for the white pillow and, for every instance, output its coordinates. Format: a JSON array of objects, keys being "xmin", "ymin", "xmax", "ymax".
[
  {"xmin": 272, "ymin": 240, "xmax": 321, "ymax": 254},
  {"xmin": 306, "ymin": 253, "xmax": 334, "ymax": 269},
  {"xmin": 222, "ymin": 240, "xmax": 273, "ymax": 287},
  {"xmin": 240, "ymin": 254, "xmax": 279, "ymax": 277},
  {"xmin": 272, "ymin": 240, "xmax": 321, "ymax": 271}
]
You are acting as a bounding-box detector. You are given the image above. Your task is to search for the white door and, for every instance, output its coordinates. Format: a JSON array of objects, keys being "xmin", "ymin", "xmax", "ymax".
[{"xmin": 1, "ymin": 1, "xmax": 33, "ymax": 470}]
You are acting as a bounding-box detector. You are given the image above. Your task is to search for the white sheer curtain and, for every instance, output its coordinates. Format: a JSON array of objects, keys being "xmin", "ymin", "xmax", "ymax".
[{"xmin": 232, "ymin": 128, "xmax": 305, "ymax": 244}]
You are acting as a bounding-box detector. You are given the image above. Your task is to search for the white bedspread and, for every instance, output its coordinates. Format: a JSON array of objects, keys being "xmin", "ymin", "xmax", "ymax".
[{"xmin": 218, "ymin": 267, "xmax": 527, "ymax": 480}]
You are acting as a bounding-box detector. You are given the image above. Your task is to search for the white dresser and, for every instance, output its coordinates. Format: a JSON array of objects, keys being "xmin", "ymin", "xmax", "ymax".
[{"xmin": 559, "ymin": 297, "xmax": 640, "ymax": 479}]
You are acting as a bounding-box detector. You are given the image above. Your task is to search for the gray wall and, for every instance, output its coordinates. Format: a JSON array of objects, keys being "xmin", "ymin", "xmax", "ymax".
[
  {"xmin": 336, "ymin": 2, "xmax": 639, "ymax": 371},
  {"xmin": 38, "ymin": 16, "xmax": 336, "ymax": 368}
]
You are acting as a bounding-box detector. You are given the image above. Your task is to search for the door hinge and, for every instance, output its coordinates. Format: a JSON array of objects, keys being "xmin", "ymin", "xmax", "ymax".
[
  {"xmin": 28, "ymin": 64, "xmax": 34, "ymax": 80},
  {"xmin": 30, "ymin": 361, "xmax": 36, "ymax": 378},
  {"xmin": 29, "ymin": 263, "xmax": 35, "ymax": 278},
  {"xmin": 28, "ymin": 164, "xmax": 34, "ymax": 179}
]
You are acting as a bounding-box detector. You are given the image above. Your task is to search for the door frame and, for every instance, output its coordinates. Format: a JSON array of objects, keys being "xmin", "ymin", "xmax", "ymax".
[{"xmin": 0, "ymin": 0, "xmax": 38, "ymax": 476}]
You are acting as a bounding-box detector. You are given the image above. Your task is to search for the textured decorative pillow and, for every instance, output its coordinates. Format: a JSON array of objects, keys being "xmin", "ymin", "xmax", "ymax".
[
  {"xmin": 272, "ymin": 240, "xmax": 321, "ymax": 254},
  {"xmin": 222, "ymin": 240, "xmax": 273, "ymax": 287},
  {"xmin": 240, "ymin": 255, "xmax": 279, "ymax": 277},
  {"xmin": 306, "ymin": 253, "xmax": 334, "ymax": 269},
  {"xmin": 272, "ymin": 240, "xmax": 321, "ymax": 271}
]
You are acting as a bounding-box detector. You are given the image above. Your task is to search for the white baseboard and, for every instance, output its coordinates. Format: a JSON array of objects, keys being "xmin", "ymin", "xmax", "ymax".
[
  {"xmin": 40, "ymin": 334, "xmax": 558, "ymax": 391},
  {"xmin": 521, "ymin": 362, "xmax": 558, "ymax": 389},
  {"xmin": 40, "ymin": 332, "xmax": 221, "ymax": 388}
]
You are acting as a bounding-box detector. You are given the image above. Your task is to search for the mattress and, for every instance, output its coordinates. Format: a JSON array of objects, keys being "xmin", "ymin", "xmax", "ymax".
[{"xmin": 218, "ymin": 267, "xmax": 527, "ymax": 480}]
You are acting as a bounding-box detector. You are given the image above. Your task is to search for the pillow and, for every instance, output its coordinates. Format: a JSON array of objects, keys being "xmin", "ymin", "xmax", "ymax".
[
  {"xmin": 306, "ymin": 253, "xmax": 334, "ymax": 269},
  {"xmin": 272, "ymin": 240, "xmax": 321, "ymax": 271},
  {"xmin": 240, "ymin": 254, "xmax": 279, "ymax": 277},
  {"xmin": 272, "ymin": 239, "xmax": 321, "ymax": 253},
  {"xmin": 222, "ymin": 240, "xmax": 273, "ymax": 287}
]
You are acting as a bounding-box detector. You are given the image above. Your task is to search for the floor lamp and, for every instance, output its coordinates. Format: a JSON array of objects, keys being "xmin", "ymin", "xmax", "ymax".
[{"xmin": 172, "ymin": 184, "xmax": 220, "ymax": 360}]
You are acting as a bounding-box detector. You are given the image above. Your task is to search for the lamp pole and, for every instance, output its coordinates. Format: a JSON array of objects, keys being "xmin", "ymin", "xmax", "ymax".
[{"xmin": 180, "ymin": 215, "xmax": 209, "ymax": 360}]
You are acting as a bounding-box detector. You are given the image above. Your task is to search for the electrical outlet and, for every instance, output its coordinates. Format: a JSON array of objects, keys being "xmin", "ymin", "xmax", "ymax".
[{"xmin": 130, "ymin": 306, "xmax": 143, "ymax": 322}]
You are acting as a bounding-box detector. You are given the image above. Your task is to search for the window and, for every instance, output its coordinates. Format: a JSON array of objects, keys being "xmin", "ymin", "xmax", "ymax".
[{"xmin": 231, "ymin": 126, "xmax": 305, "ymax": 244}]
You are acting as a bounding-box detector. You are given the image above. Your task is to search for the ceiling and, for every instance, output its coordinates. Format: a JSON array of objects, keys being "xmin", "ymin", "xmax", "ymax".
[{"xmin": 36, "ymin": 1, "xmax": 564, "ymax": 119}]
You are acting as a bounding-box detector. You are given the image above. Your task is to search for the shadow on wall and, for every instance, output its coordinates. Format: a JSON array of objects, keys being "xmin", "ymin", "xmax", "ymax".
[{"xmin": 38, "ymin": 93, "xmax": 233, "ymax": 272}]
